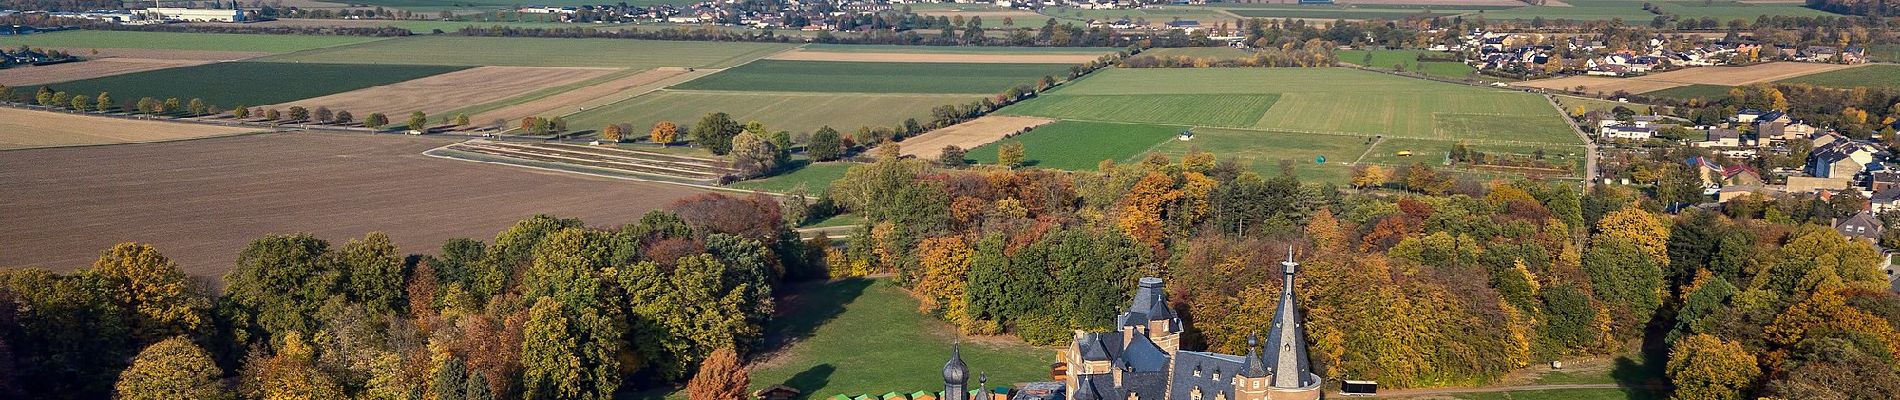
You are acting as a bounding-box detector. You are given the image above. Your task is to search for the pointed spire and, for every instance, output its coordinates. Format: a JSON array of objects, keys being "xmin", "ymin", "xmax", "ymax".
[
  {"xmin": 1240, "ymin": 332, "xmax": 1269, "ymax": 378},
  {"xmin": 943, "ymin": 343, "xmax": 969, "ymax": 400},
  {"xmin": 1264, "ymin": 248, "xmax": 1317, "ymax": 389}
]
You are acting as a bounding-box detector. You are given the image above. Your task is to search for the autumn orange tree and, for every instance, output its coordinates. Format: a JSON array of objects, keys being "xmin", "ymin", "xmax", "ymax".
[
  {"xmin": 650, "ymin": 121, "xmax": 679, "ymax": 145},
  {"xmin": 685, "ymin": 348, "xmax": 748, "ymax": 400}
]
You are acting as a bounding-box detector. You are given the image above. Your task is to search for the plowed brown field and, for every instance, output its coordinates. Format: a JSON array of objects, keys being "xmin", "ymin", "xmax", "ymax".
[
  {"xmin": 0, "ymin": 107, "xmax": 260, "ymax": 150},
  {"xmin": 0, "ymin": 58, "xmax": 210, "ymax": 86},
  {"xmin": 0, "ymin": 133, "xmax": 709, "ymax": 277},
  {"xmin": 892, "ymin": 115, "xmax": 1054, "ymax": 158},
  {"xmin": 468, "ymin": 67, "xmax": 696, "ymax": 123}
]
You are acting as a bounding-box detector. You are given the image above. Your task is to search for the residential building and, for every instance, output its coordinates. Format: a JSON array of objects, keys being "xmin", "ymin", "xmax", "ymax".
[
  {"xmin": 1836, "ymin": 211, "xmax": 1883, "ymax": 241},
  {"xmin": 1807, "ymin": 139, "xmax": 1880, "ymax": 179}
]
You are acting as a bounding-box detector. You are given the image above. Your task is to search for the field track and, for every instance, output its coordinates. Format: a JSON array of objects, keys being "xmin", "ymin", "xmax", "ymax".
[
  {"xmin": 0, "ymin": 107, "xmax": 260, "ymax": 150},
  {"xmin": 767, "ymin": 49, "xmax": 1101, "ymax": 64},
  {"xmin": 0, "ymin": 58, "xmax": 209, "ymax": 86},
  {"xmin": 1516, "ymin": 62, "xmax": 1863, "ymax": 94},
  {"xmin": 892, "ymin": 115, "xmax": 1054, "ymax": 158},
  {"xmin": 0, "ymin": 133, "xmax": 711, "ymax": 277},
  {"xmin": 468, "ymin": 67, "xmax": 699, "ymax": 123},
  {"xmin": 267, "ymin": 66, "xmax": 614, "ymax": 117}
]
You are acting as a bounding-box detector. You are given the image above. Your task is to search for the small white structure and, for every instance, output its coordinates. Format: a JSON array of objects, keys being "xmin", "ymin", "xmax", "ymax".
[{"xmin": 142, "ymin": 4, "xmax": 244, "ymax": 23}]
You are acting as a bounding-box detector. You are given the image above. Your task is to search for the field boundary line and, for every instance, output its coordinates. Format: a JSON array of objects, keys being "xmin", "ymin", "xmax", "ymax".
[
  {"xmin": 657, "ymin": 88, "xmax": 998, "ymax": 98},
  {"xmin": 421, "ymin": 141, "xmax": 788, "ymax": 197},
  {"xmin": 1351, "ymin": 136, "xmax": 1384, "ymax": 165}
]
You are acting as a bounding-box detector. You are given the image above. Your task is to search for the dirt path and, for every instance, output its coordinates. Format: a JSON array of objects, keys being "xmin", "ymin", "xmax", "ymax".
[{"xmin": 1545, "ymin": 94, "xmax": 1598, "ymax": 187}]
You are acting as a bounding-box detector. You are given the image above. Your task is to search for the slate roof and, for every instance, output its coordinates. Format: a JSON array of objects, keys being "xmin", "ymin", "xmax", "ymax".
[
  {"xmin": 1119, "ymin": 277, "xmax": 1179, "ymax": 332},
  {"xmin": 1168, "ymin": 351, "xmax": 1245, "ymax": 400},
  {"xmin": 1264, "ymin": 253, "xmax": 1317, "ymax": 389}
]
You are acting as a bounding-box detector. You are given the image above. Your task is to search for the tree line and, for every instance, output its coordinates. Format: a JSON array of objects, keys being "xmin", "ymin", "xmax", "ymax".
[
  {"xmin": 0, "ymin": 192, "xmax": 813, "ymax": 399},
  {"xmin": 812, "ymin": 144, "xmax": 1899, "ymax": 396}
]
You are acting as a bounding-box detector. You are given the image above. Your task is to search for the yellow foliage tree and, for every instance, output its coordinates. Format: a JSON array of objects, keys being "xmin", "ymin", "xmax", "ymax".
[
  {"xmin": 1595, "ymin": 207, "xmax": 1670, "ymax": 266},
  {"xmin": 913, "ymin": 237, "xmax": 973, "ymax": 324},
  {"xmin": 1351, "ymin": 164, "xmax": 1388, "ymax": 189},
  {"xmin": 1666, "ymin": 334, "xmax": 1760, "ymax": 400},
  {"xmin": 1306, "ymin": 208, "xmax": 1346, "ymax": 253},
  {"xmin": 650, "ymin": 121, "xmax": 679, "ymax": 145},
  {"xmin": 1117, "ymin": 172, "xmax": 1182, "ymax": 248}
]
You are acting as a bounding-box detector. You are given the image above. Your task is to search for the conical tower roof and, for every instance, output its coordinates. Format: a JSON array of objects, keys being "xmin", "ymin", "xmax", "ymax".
[{"xmin": 1263, "ymin": 249, "xmax": 1316, "ymax": 388}]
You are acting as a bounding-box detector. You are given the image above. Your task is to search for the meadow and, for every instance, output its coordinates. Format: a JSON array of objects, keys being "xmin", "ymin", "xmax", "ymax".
[
  {"xmin": 1004, "ymin": 68, "xmax": 1578, "ymax": 145},
  {"xmin": 257, "ymin": 36, "xmax": 794, "ymax": 68},
  {"xmin": 1141, "ymin": 47, "xmax": 1254, "ymax": 60},
  {"xmin": 564, "ymin": 90, "xmax": 978, "ymax": 138},
  {"xmin": 745, "ymin": 279, "xmax": 1053, "ymax": 399},
  {"xmin": 671, "ymin": 60, "xmax": 1076, "ymax": 94},
  {"xmin": 1338, "ymin": 49, "xmax": 1476, "ymax": 79},
  {"xmin": 728, "ymin": 161, "xmax": 856, "ymax": 194},
  {"xmin": 1223, "ymin": 7, "xmax": 1464, "ymax": 20},
  {"xmin": 1151, "ymin": 127, "xmax": 1373, "ymax": 183},
  {"xmin": 1641, "ymin": 84, "xmax": 1734, "ymax": 101},
  {"xmin": 967, "ymin": 121, "xmax": 1182, "ymax": 170},
  {"xmin": 42, "ymin": 62, "xmax": 465, "ymax": 108},
  {"xmin": 1777, "ymin": 64, "xmax": 1900, "ymax": 90},
  {"xmin": 999, "ymin": 94, "xmax": 1280, "ymax": 128},
  {"xmin": 0, "ymin": 30, "xmax": 384, "ymax": 53}
]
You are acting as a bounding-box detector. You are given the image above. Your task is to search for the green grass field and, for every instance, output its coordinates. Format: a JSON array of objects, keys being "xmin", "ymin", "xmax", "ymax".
[
  {"xmin": 257, "ymin": 36, "xmax": 793, "ymax": 68},
  {"xmin": 1338, "ymin": 49, "xmax": 1476, "ymax": 79},
  {"xmin": 1777, "ymin": 64, "xmax": 1900, "ymax": 90},
  {"xmin": 672, "ymin": 60, "xmax": 1075, "ymax": 94},
  {"xmin": 1038, "ymin": 6, "xmax": 1235, "ymax": 23},
  {"xmin": 1641, "ymin": 84, "xmax": 1734, "ymax": 101},
  {"xmin": 1002, "ymin": 94, "xmax": 1280, "ymax": 127},
  {"xmin": 0, "ymin": 30, "xmax": 385, "ymax": 53},
  {"xmin": 41, "ymin": 62, "xmax": 464, "ymax": 109},
  {"xmin": 730, "ymin": 161, "xmax": 857, "ymax": 194},
  {"xmin": 967, "ymin": 121, "xmax": 1182, "ymax": 170},
  {"xmin": 1004, "ymin": 68, "xmax": 1577, "ymax": 145},
  {"xmin": 1453, "ymin": 388, "xmax": 1660, "ymax": 400},
  {"xmin": 1554, "ymin": 96, "xmax": 1652, "ymax": 116},
  {"xmin": 800, "ymin": 44, "xmax": 1116, "ymax": 55},
  {"xmin": 1155, "ymin": 127, "xmax": 1371, "ymax": 183},
  {"xmin": 564, "ymin": 90, "xmax": 977, "ymax": 138},
  {"xmin": 747, "ymin": 279, "xmax": 1052, "ymax": 399}
]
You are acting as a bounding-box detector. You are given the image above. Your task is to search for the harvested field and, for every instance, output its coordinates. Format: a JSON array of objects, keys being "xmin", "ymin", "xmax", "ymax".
[
  {"xmin": 891, "ymin": 115, "xmax": 1054, "ymax": 158},
  {"xmin": 0, "ymin": 30, "xmax": 385, "ymax": 53},
  {"xmin": 268, "ymin": 66, "xmax": 613, "ymax": 117},
  {"xmin": 259, "ymin": 36, "xmax": 794, "ymax": 68},
  {"xmin": 435, "ymin": 140, "xmax": 739, "ymax": 184},
  {"xmin": 467, "ymin": 68, "xmax": 695, "ymax": 123},
  {"xmin": 0, "ymin": 58, "xmax": 207, "ymax": 86},
  {"xmin": 0, "ymin": 133, "xmax": 710, "ymax": 276},
  {"xmin": 1332, "ymin": 0, "xmax": 1523, "ymax": 4},
  {"xmin": 765, "ymin": 49, "xmax": 1102, "ymax": 64},
  {"xmin": 0, "ymin": 107, "xmax": 261, "ymax": 150},
  {"xmin": 1516, "ymin": 62, "xmax": 1863, "ymax": 94},
  {"xmin": 564, "ymin": 90, "xmax": 978, "ymax": 138},
  {"xmin": 63, "ymin": 48, "xmax": 270, "ymax": 60}
]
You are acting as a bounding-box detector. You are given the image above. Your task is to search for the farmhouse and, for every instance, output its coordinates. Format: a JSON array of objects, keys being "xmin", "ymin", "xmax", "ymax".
[{"xmin": 141, "ymin": 4, "xmax": 246, "ymax": 23}]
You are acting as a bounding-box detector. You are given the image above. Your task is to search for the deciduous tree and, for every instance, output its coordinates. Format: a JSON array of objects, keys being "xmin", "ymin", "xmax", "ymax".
[
  {"xmin": 997, "ymin": 141, "xmax": 1025, "ymax": 168},
  {"xmin": 1666, "ymin": 334, "xmax": 1758, "ymax": 400},
  {"xmin": 114, "ymin": 337, "xmax": 225, "ymax": 400},
  {"xmin": 650, "ymin": 121, "xmax": 679, "ymax": 145},
  {"xmin": 691, "ymin": 112, "xmax": 741, "ymax": 155},
  {"xmin": 807, "ymin": 126, "xmax": 843, "ymax": 161},
  {"xmin": 729, "ymin": 132, "xmax": 781, "ymax": 177},
  {"xmin": 685, "ymin": 348, "xmax": 748, "ymax": 400},
  {"xmin": 83, "ymin": 243, "xmax": 207, "ymax": 341}
]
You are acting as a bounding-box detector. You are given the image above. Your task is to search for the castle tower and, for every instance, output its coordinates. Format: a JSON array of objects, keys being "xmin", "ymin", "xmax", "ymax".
[
  {"xmin": 1262, "ymin": 250, "xmax": 1322, "ymax": 399},
  {"xmin": 1234, "ymin": 334, "xmax": 1273, "ymax": 400},
  {"xmin": 944, "ymin": 344, "xmax": 969, "ymax": 400}
]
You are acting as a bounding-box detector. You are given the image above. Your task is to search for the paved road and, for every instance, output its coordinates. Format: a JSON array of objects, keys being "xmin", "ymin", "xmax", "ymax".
[
  {"xmin": 1544, "ymin": 94, "xmax": 1600, "ymax": 188},
  {"xmin": 1371, "ymin": 383, "xmax": 1623, "ymax": 397}
]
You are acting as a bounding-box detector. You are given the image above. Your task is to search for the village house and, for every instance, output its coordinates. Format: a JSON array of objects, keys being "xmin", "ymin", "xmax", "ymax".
[
  {"xmin": 1806, "ymin": 137, "xmax": 1880, "ymax": 179},
  {"xmin": 1835, "ymin": 211, "xmax": 1884, "ymax": 241}
]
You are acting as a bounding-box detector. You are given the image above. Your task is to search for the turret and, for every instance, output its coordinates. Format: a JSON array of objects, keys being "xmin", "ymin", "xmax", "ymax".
[
  {"xmin": 944, "ymin": 344, "xmax": 969, "ymax": 400},
  {"xmin": 1264, "ymin": 249, "xmax": 1319, "ymax": 390}
]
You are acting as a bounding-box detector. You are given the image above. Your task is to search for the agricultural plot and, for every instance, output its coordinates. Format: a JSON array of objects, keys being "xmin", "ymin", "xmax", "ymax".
[
  {"xmin": 1338, "ymin": 49, "xmax": 1476, "ymax": 79},
  {"xmin": 1482, "ymin": 0, "xmax": 1841, "ymax": 21},
  {"xmin": 1001, "ymin": 94, "xmax": 1281, "ymax": 128},
  {"xmin": 0, "ymin": 30, "xmax": 384, "ymax": 53},
  {"xmin": 42, "ymin": 62, "xmax": 466, "ymax": 110},
  {"xmin": 1777, "ymin": 64, "xmax": 1900, "ymax": 90},
  {"xmin": 0, "ymin": 58, "xmax": 208, "ymax": 86},
  {"xmin": 1223, "ymin": 7, "xmax": 1466, "ymax": 19},
  {"xmin": 766, "ymin": 49, "xmax": 1104, "ymax": 64},
  {"xmin": 1142, "ymin": 47, "xmax": 1254, "ymax": 61},
  {"xmin": 258, "ymin": 36, "xmax": 795, "ymax": 68},
  {"xmin": 672, "ymin": 60, "xmax": 1076, "ymax": 94},
  {"xmin": 798, "ymin": 44, "xmax": 1116, "ymax": 54},
  {"xmin": 462, "ymin": 68, "xmax": 699, "ymax": 124},
  {"xmin": 1641, "ymin": 84, "xmax": 1735, "ymax": 101},
  {"xmin": 266, "ymin": 66, "xmax": 613, "ymax": 118},
  {"xmin": 1038, "ymin": 6, "xmax": 1236, "ymax": 26},
  {"xmin": 0, "ymin": 107, "xmax": 261, "ymax": 150},
  {"xmin": 564, "ymin": 90, "xmax": 979, "ymax": 138},
  {"xmin": 892, "ymin": 115, "xmax": 1054, "ymax": 158},
  {"xmin": 344, "ymin": 0, "xmax": 685, "ymax": 12},
  {"xmin": 1554, "ymin": 95, "xmax": 1652, "ymax": 115},
  {"xmin": 433, "ymin": 140, "xmax": 739, "ymax": 184},
  {"xmin": 1004, "ymin": 68, "xmax": 1578, "ymax": 144},
  {"xmin": 1151, "ymin": 127, "xmax": 1375, "ymax": 183},
  {"xmin": 0, "ymin": 133, "xmax": 709, "ymax": 275},
  {"xmin": 728, "ymin": 161, "xmax": 856, "ymax": 194},
  {"xmin": 967, "ymin": 121, "xmax": 1182, "ymax": 170},
  {"xmin": 1516, "ymin": 62, "xmax": 1860, "ymax": 94}
]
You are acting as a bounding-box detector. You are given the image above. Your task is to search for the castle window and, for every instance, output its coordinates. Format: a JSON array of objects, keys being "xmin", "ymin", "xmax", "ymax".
[{"xmin": 1189, "ymin": 389, "xmax": 1202, "ymax": 400}]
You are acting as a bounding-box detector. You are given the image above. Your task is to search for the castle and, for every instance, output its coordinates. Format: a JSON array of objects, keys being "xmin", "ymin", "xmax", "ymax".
[{"xmin": 934, "ymin": 253, "xmax": 1323, "ymax": 400}]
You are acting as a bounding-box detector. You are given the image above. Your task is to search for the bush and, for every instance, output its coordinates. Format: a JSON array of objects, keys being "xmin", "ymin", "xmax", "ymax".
[{"xmin": 1012, "ymin": 313, "xmax": 1071, "ymax": 346}]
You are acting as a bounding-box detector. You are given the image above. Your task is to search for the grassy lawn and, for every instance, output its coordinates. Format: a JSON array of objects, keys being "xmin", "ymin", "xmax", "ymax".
[
  {"xmin": 1777, "ymin": 64, "xmax": 1900, "ymax": 90},
  {"xmin": 1554, "ymin": 96, "xmax": 1651, "ymax": 116},
  {"xmin": 748, "ymin": 279, "xmax": 1054, "ymax": 399},
  {"xmin": 673, "ymin": 60, "xmax": 1074, "ymax": 94},
  {"xmin": 257, "ymin": 36, "xmax": 794, "ymax": 68},
  {"xmin": 1640, "ymin": 84, "xmax": 1734, "ymax": 101},
  {"xmin": 729, "ymin": 161, "xmax": 857, "ymax": 194},
  {"xmin": 565, "ymin": 90, "xmax": 978, "ymax": 137},
  {"xmin": 968, "ymin": 121, "xmax": 1182, "ymax": 170},
  {"xmin": 0, "ymin": 30, "xmax": 384, "ymax": 53},
  {"xmin": 800, "ymin": 44, "xmax": 1116, "ymax": 55},
  {"xmin": 1000, "ymin": 94, "xmax": 1280, "ymax": 128},
  {"xmin": 1338, "ymin": 49, "xmax": 1476, "ymax": 79},
  {"xmin": 41, "ymin": 62, "xmax": 465, "ymax": 109}
]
